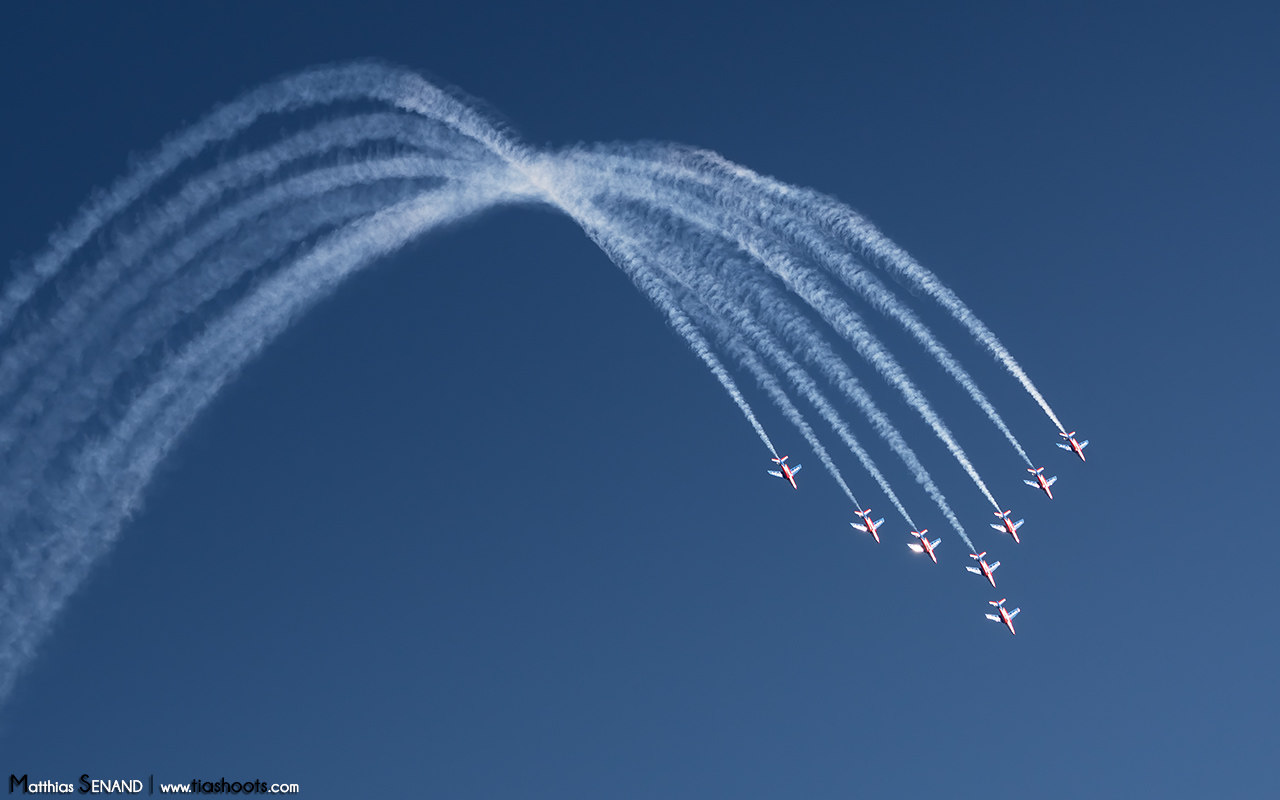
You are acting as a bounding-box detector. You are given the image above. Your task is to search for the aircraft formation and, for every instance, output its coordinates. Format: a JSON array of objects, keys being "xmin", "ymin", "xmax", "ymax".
[{"xmin": 768, "ymin": 431, "xmax": 1090, "ymax": 636}]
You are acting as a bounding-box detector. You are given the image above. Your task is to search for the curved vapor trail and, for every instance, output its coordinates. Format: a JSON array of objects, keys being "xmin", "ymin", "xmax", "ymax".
[
  {"xmin": 0, "ymin": 165, "xmax": 460, "ymax": 534},
  {"xmin": 564, "ymin": 158, "xmax": 995, "ymax": 528},
  {"xmin": 0, "ymin": 114, "xmax": 492, "ymax": 408},
  {"xmin": 682, "ymin": 149, "xmax": 1067, "ymax": 433},
  {"xmin": 0, "ymin": 181, "xmax": 530, "ymax": 702},
  {"xmin": 596, "ymin": 202, "xmax": 974, "ymax": 548},
  {"xmin": 572, "ymin": 148, "xmax": 1035, "ymax": 468},
  {"xmin": 0, "ymin": 63, "xmax": 1069, "ymax": 703}
]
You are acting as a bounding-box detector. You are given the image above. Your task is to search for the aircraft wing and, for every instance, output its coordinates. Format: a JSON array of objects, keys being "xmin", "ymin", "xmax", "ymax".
[
  {"xmin": 873, "ymin": 518, "xmax": 884, "ymax": 529},
  {"xmin": 1008, "ymin": 608, "xmax": 1020, "ymax": 618},
  {"xmin": 1047, "ymin": 476, "xmax": 1058, "ymax": 486},
  {"xmin": 929, "ymin": 539, "xmax": 941, "ymax": 549},
  {"xmin": 850, "ymin": 522, "xmax": 868, "ymax": 532},
  {"xmin": 1056, "ymin": 442, "xmax": 1072, "ymax": 451},
  {"xmin": 1013, "ymin": 519, "xmax": 1025, "ymax": 529},
  {"xmin": 790, "ymin": 464, "xmax": 802, "ymax": 474},
  {"xmin": 1079, "ymin": 440, "xmax": 1089, "ymax": 449},
  {"xmin": 767, "ymin": 470, "xmax": 783, "ymax": 478},
  {"xmin": 1023, "ymin": 479, "xmax": 1039, "ymax": 487},
  {"xmin": 990, "ymin": 523, "xmax": 1007, "ymax": 531},
  {"xmin": 908, "ymin": 543, "xmax": 924, "ymax": 553},
  {"xmin": 966, "ymin": 566, "xmax": 981, "ymax": 575},
  {"xmin": 985, "ymin": 613, "xmax": 1001, "ymax": 622},
  {"xmin": 989, "ymin": 561, "xmax": 1001, "ymax": 571}
]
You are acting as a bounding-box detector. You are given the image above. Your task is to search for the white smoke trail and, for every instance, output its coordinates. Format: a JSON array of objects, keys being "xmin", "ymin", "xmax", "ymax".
[
  {"xmin": 571, "ymin": 149, "xmax": 1035, "ymax": 467},
  {"xmin": 684, "ymin": 149, "xmax": 1068, "ymax": 433},
  {"xmin": 0, "ymin": 179, "xmax": 533, "ymax": 700},
  {"xmin": 0, "ymin": 63, "xmax": 1070, "ymax": 704},
  {"xmin": 0, "ymin": 156, "xmax": 471, "ymax": 434},
  {"xmin": 0, "ymin": 114, "xmax": 493, "ymax": 407},
  {"xmin": 564, "ymin": 160, "xmax": 1002, "ymax": 515},
  {"xmin": 0, "ymin": 64, "xmax": 447, "ymax": 340},
  {"xmin": 593, "ymin": 204, "xmax": 975, "ymax": 548},
  {"xmin": 0, "ymin": 162, "xmax": 474, "ymax": 533}
]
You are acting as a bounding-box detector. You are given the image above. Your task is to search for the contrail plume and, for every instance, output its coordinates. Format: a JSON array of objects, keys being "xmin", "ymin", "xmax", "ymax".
[
  {"xmin": 569, "ymin": 164, "xmax": 1003, "ymax": 515},
  {"xmin": 570, "ymin": 148, "xmax": 1036, "ymax": 467},
  {"xmin": 0, "ymin": 180, "xmax": 531, "ymax": 700},
  {"xmin": 599, "ymin": 206, "xmax": 973, "ymax": 548},
  {"xmin": 0, "ymin": 64, "xmax": 448, "ymax": 341},
  {"xmin": 0, "ymin": 64, "xmax": 1077, "ymax": 705},
  {"xmin": 0, "ymin": 166, "xmax": 471, "ymax": 533},
  {"xmin": 0, "ymin": 113, "xmax": 495, "ymax": 407},
  {"xmin": 666, "ymin": 147, "xmax": 1067, "ymax": 433}
]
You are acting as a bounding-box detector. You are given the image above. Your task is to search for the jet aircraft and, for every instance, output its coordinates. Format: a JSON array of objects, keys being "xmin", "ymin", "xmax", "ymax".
[
  {"xmin": 990, "ymin": 510, "xmax": 1026, "ymax": 543},
  {"xmin": 907, "ymin": 529, "xmax": 941, "ymax": 563},
  {"xmin": 850, "ymin": 509, "xmax": 885, "ymax": 543},
  {"xmin": 1024, "ymin": 467, "xmax": 1058, "ymax": 499},
  {"xmin": 966, "ymin": 552, "xmax": 1001, "ymax": 588},
  {"xmin": 985, "ymin": 598, "xmax": 1020, "ymax": 636},
  {"xmin": 1057, "ymin": 431, "xmax": 1089, "ymax": 462},
  {"xmin": 767, "ymin": 456, "xmax": 802, "ymax": 489}
]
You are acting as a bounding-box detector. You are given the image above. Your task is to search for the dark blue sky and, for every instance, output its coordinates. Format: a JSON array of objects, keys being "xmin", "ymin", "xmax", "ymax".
[{"xmin": 2, "ymin": 2, "xmax": 1277, "ymax": 797}]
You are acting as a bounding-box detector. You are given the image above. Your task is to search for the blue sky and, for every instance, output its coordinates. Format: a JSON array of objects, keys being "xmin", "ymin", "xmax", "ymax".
[{"xmin": 1, "ymin": 2, "xmax": 1277, "ymax": 797}]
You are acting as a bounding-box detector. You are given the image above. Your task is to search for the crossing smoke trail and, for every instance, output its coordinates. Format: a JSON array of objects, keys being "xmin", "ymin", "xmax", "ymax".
[
  {"xmin": 564, "ymin": 160, "xmax": 1005, "ymax": 514},
  {"xmin": 684, "ymin": 149, "xmax": 1068, "ymax": 434},
  {"xmin": 568, "ymin": 148, "xmax": 1036, "ymax": 468},
  {"xmin": 0, "ymin": 63, "xmax": 1066, "ymax": 702}
]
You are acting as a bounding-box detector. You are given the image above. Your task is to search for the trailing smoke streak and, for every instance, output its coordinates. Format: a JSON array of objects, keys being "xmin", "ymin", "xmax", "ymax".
[
  {"xmin": 0, "ymin": 114, "xmax": 492, "ymax": 409},
  {"xmin": 0, "ymin": 157, "xmax": 470, "ymax": 448},
  {"xmin": 0, "ymin": 64, "xmax": 439, "ymax": 341},
  {"xmin": 681, "ymin": 149, "xmax": 1067, "ymax": 433},
  {"xmin": 572, "ymin": 149, "xmax": 1035, "ymax": 467},
  {"xmin": 0, "ymin": 64, "xmax": 1073, "ymax": 703},
  {"xmin": 604, "ymin": 207, "xmax": 976, "ymax": 548},
  {"xmin": 0, "ymin": 181, "xmax": 531, "ymax": 701},
  {"xmin": 566, "ymin": 158, "xmax": 994, "ymax": 530},
  {"xmin": 512, "ymin": 165, "xmax": 779, "ymax": 458},
  {"xmin": 586, "ymin": 174, "xmax": 1004, "ymax": 514},
  {"xmin": 0, "ymin": 170, "xmax": 464, "ymax": 537}
]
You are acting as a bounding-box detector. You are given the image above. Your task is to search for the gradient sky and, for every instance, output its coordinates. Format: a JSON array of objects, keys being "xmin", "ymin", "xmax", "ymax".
[{"xmin": 1, "ymin": 2, "xmax": 1277, "ymax": 797}]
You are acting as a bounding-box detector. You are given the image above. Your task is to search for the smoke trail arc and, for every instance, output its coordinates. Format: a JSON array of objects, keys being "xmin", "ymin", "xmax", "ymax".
[{"xmin": 0, "ymin": 63, "xmax": 1069, "ymax": 703}]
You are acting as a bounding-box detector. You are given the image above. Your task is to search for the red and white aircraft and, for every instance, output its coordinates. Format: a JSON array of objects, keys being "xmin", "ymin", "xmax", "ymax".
[
  {"xmin": 767, "ymin": 456, "xmax": 802, "ymax": 489},
  {"xmin": 1057, "ymin": 431, "xmax": 1089, "ymax": 462},
  {"xmin": 850, "ymin": 509, "xmax": 885, "ymax": 543},
  {"xmin": 985, "ymin": 598, "xmax": 1020, "ymax": 636},
  {"xmin": 907, "ymin": 529, "xmax": 941, "ymax": 563},
  {"xmin": 1024, "ymin": 467, "xmax": 1058, "ymax": 499},
  {"xmin": 990, "ymin": 510, "xmax": 1026, "ymax": 543},
  {"xmin": 966, "ymin": 552, "xmax": 1001, "ymax": 588}
]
